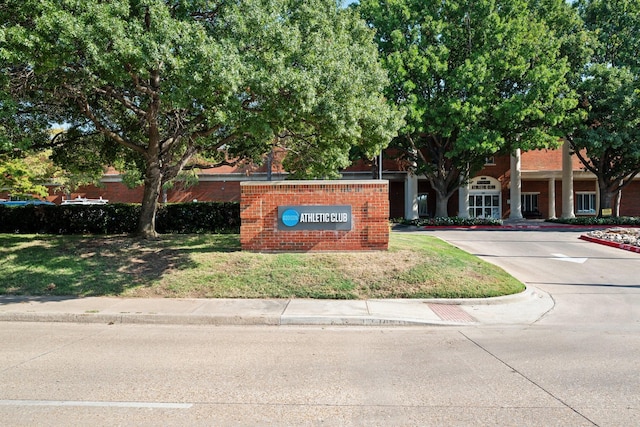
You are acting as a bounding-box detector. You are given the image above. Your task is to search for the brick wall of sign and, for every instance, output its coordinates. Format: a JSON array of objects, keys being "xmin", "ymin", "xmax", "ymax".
[{"xmin": 241, "ymin": 180, "xmax": 389, "ymax": 252}]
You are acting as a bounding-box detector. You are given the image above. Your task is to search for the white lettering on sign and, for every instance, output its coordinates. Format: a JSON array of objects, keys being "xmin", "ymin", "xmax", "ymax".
[
  {"xmin": 299, "ymin": 212, "xmax": 348, "ymax": 223},
  {"xmin": 330, "ymin": 213, "xmax": 348, "ymax": 223}
]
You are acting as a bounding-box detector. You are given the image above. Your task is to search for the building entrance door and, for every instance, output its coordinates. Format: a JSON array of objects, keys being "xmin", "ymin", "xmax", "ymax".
[{"xmin": 468, "ymin": 177, "xmax": 502, "ymax": 219}]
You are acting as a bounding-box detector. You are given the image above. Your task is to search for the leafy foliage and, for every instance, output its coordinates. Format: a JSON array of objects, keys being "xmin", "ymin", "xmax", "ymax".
[
  {"xmin": 1, "ymin": 0, "xmax": 401, "ymax": 237},
  {"xmin": 357, "ymin": 0, "xmax": 577, "ymax": 216},
  {"xmin": 568, "ymin": 0, "xmax": 640, "ymax": 216},
  {"xmin": 0, "ymin": 202, "xmax": 240, "ymax": 235},
  {"xmin": 156, "ymin": 202, "xmax": 240, "ymax": 234},
  {"xmin": 394, "ymin": 216, "xmax": 502, "ymax": 227},
  {"xmin": 0, "ymin": 144, "xmax": 103, "ymax": 198},
  {"xmin": 548, "ymin": 216, "xmax": 640, "ymax": 226},
  {"xmin": 0, "ymin": 152, "xmax": 52, "ymax": 197}
]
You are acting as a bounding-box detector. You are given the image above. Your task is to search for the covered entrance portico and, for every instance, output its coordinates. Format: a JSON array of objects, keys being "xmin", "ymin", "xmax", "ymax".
[
  {"xmin": 399, "ymin": 141, "xmax": 604, "ymax": 220},
  {"xmin": 467, "ymin": 176, "xmax": 502, "ymax": 219}
]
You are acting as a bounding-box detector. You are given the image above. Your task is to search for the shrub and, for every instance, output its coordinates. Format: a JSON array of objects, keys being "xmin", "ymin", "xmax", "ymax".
[
  {"xmin": 156, "ymin": 202, "xmax": 240, "ymax": 234},
  {"xmin": 0, "ymin": 202, "xmax": 240, "ymax": 234},
  {"xmin": 396, "ymin": 216, "xmax": 503, "ymax": 227},
  {"xmin": 0, "ymin": 204, "xmax": 55, "ymax": 233},
  {"xmin": 546, "ymin": 216, "xmax": 640, "ymax": 226}
]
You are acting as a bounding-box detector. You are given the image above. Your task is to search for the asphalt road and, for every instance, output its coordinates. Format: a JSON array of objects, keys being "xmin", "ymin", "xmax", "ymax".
[{"xmin": 1, "ymin": 229, "xmax": 638, "ymax": 426}]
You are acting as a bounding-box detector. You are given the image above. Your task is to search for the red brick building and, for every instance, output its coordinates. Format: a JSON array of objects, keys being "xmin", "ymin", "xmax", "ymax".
[{"xmin": 39, "ymin": 143, "xmax": 640, "ymax": 219}]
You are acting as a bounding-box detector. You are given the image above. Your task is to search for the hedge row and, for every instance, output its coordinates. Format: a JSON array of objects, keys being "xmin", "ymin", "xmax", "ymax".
[
  {"xmin": 394, "ymin": 217, "xmax": 503, "ymax": 227},
  {"xmin": 547, "ymin": 216, "xmax": 640, "ymax": 226},
  {"xmin": 0, "ymin": 202, "xmax": 241, "ymax": 234}
]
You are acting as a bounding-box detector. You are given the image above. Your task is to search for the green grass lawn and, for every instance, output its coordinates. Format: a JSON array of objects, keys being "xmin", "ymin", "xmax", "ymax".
[{"xmin": 0, "ymin": 233, "xmax": 524, "ymax": 299}]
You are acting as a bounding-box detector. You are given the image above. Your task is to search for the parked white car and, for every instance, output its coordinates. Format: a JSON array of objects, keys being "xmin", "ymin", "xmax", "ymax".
[{"xmin": 61, "ymin": 197, "xmax": 108, "ymax": 205}]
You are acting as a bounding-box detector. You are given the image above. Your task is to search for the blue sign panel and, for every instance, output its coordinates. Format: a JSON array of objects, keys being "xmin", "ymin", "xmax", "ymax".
[{"xmin": 278, "ymin": 205, "xmax": 352, "ymax": 231}]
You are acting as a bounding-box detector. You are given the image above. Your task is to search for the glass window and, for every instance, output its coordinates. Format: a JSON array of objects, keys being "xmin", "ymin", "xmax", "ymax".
[
  {"xmin": 521, "ymin": 193, "xmax": 539, "ymax": 212},
  {"xmin": 468, "ymin": 192, "xmax": 500, "ymax": 219},
  {"xmin": 417, "ymin": 194, "xmax": 428, "ymax": 217},
  {"xmin": 576, "ymin": 193, "xmax": 596, "ymax": 214}
]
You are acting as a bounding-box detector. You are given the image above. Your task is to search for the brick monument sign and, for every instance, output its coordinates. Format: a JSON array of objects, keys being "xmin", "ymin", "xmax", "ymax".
[{"xmin": 240, "ymin": 180, "xmax": 389, "ymax": 252}]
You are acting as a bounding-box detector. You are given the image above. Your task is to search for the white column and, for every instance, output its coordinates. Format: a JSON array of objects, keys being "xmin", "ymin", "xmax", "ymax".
[
  {"xmin": 458, "ymin": 182, "xmax": 470, "ymax": 218},
  {"xmin": 509, "ymin": 149, "xmax": 523, "ymax": 219},
  {"xmin": 561, "ymin": 140, "xmax": 575, "ymax": 218},
  {"xmin": 404, "ymin": 173, "xmax": 419, "ymax": 220},
  {"xmin": 548, "ymin": 178, "xmax": 556, "ymax": 219}
]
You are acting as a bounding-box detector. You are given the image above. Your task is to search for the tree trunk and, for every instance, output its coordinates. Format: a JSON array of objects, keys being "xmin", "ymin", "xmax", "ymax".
[
  {"xmin": 434, "ymin": 191, "xmax": 450, "ymax": 218},
  {"xmin": 136, "ymin": 161, "xmax": 162, "ymax": 238},
  {"xmin": 598, "ymin": 180, "xmax": 615, "ymax": 218},
  {"xmin": 137, "ymin": 68, "xmax": 163, "ymax": 239},
  {"xmin": 613, "ymin": 180, "xmax": 623, "ymax": 217},
  {"xmin": 429, "ymin": 167, "xmax": 460, "ymax": 218},
  {"xmin": 614, "ymin": 190, "xmax": 621, "ymax": 217}
]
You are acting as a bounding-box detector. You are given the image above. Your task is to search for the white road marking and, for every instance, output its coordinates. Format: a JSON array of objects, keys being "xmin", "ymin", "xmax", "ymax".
[
  {"xmin": 0, "ymin": 399, "xmax": 192, "ymax": 409},
  {"xmin": 550, "ymin": 253, "xmax": 588, "ymax": 264}
]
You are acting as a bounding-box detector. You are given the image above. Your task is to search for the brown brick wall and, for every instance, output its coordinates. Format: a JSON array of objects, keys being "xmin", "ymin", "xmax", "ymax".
[
  {"xmin": 621, "ymin": 181, "xmax": 640, "ymax": 214},
  {"xmin": 47, "ymin": 180, "xmax": 240, "ymax": 204},
  {"xmin": 166, "ymin": 181, "xmax": 241, "ymax": 203},
  {"xmin": 81, "ymin": 182, "xmax": 143, "ymax": 203},
  {"xmin": 240, "ymin": 180, "xmax": 389, "ymax": 252}
]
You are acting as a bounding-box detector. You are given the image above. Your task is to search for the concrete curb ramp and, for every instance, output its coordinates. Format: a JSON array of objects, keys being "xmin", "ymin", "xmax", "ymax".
[{"xmin": 0, "ymin": 286, "xmax": 553, "ymax": 326}]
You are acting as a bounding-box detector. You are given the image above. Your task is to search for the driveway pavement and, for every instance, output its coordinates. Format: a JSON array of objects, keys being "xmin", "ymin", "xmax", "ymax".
[{"xmin": 423, "ymin": 222, "xmax": 640, "ymax": 330}]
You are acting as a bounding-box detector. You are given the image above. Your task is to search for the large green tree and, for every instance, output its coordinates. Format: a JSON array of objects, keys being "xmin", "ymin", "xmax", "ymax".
[
  {"xmin": 0, "ymin": 69, "xmax": 57, "ymax": 198},
  {"xmin": 568, "ymin": 0, "xmax": 640, "ymax": 217},
  {"xmin": 1, "ymin": 0, "xmax": 401, "ymax": 237},
  {"xmin": 358, "ymin": 0, "xmax": 576, "ymax": 217}
]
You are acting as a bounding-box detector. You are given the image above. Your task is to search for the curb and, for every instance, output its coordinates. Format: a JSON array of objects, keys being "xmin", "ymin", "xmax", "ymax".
[
  {"xmin": 394, "ymin": 224, "xmax": 610, "ymax": 231},
  {"xmin": 0, "ymin": 287, "xmax": 546, "ymax": 327},
  {"xmin": 279, "ymin": 316, "xmax": 465, "ymax": 327},
  {"xmin": 0, "ymin": 312, "xmax": 464, "ymax": 327},
  {"xmin": 579, "ymin": 235, "xmax": 640, "ymax": 253},
  {"xmin": 425, "ymin": 285, "xmax": 541, "ymax": 306},
  {"xmin": 0, "ymin": 312, "xmax": 282, "ymax": 326},
  {"xmin": 424, "ymin": 225, "xmax": 609, "ymax": 231}
]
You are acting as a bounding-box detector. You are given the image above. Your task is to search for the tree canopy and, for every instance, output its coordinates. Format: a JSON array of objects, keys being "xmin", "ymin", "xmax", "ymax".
[
  {"xmin": 0, "ymin": 152, "xmax": 52, "ymax": 198},
  {"xmin": 568, "ymin": 0, "xmax": 640, "ymax": 217},
  {"xmin": 357, "ymin": 0, "xmax": 577, "ymax": 217},
  {"xmin": 1, "ymin": 0, "xmax": 401, "ymax": 237}
]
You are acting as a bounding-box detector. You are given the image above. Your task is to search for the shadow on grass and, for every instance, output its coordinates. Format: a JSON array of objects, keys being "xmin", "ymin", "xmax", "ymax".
[
  {"xmin": 0, "ymin": 295, "xmax": 80, "ymax": 306},
  {"xmin": 0, "ymin": 234, "xmax": 240, "ymax": 297}
]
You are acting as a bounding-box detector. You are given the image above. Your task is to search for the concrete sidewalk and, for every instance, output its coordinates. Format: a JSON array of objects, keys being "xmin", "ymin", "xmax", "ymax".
[{"xmin": 0, "ymin": 286, "xmax": 553, "ymax": 326}]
